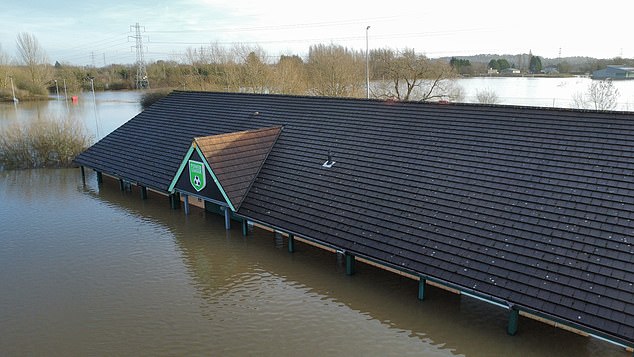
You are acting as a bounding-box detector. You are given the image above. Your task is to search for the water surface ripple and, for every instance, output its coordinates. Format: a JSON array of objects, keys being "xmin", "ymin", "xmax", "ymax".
[{"xmin": 0, "ymin": 169, "xmax": 628, "ymax": 356}]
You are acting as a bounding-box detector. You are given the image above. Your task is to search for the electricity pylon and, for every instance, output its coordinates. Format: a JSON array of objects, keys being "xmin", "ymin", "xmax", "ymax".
[{"xmin": 130, "ymin": 23, "xmax": 149, "ymax": 89}]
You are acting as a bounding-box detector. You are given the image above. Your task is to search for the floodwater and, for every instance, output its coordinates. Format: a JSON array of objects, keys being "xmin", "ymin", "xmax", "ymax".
[
  {"xmin": 0, "ymin": 169, "xmax": 629, "ymax": 356},
  {"xmin": 458, "ymin": 76, "xmax": 634, "ymax": 110},
  {"xmin": 0, "ymin": 91, "xmax": 142, "ymax": 141},
  {"xmin": 0, "ymin": 85, "xmax": 632, "ymax": 355}
]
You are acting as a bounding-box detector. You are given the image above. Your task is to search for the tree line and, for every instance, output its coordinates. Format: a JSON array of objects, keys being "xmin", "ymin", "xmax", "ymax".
[
  {"xmin": 0, "ymin": 34, "xmax": 462, "ymax": 102},
  {"xmin": 0, "ymin": 32, "xmax": 629, "ymax": 111}
]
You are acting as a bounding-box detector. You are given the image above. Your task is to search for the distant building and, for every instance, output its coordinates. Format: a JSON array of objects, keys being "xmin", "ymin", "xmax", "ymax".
[
  {"xmin": 487, "ymin": 68, "xmax": 499, "ymax": 75},
  {"xmin": 591, "ymin": 65, "xmax": 634, "ymax": 80},
  {"xmin": 542, "ymin": 66, "xmax": 559, "ymax": 75},
  {"xmin": 500, "ymin": 68, "xmax": 521, "ymax": 74}
]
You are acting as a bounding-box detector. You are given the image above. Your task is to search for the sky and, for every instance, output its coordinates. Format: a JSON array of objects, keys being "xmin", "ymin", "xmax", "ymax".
[{"xmin": 0, "ymin": 0, "xmax": 630, "ymax": 66}]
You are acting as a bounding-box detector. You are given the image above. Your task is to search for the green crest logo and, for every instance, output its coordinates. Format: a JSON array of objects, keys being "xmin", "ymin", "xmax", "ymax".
[{"xmin": 189, "ymin": 160, "xmax": 206, "ymax": 192}]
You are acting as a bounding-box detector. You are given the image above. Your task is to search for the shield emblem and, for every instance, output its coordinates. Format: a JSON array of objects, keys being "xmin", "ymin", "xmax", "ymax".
[{"xmin": 189, "ymin": 160, "xmax": 206, "ymax": 192}]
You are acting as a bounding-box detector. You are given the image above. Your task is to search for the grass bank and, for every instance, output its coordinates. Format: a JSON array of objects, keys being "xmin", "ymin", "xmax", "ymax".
[{"xmin": 0, "ymin": 117, "xmax": 92, "ymax": 170}]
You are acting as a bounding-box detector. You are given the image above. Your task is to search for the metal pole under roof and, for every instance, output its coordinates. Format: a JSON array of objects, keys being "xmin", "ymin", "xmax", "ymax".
[{"xmin": 223, "ymin": 206, "xmax": 231, "ymax": 230}]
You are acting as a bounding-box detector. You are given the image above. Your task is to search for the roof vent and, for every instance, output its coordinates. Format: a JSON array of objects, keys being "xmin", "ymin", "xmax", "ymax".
[{"xmin": 322, "ymin": 150, "xmax": 335, "ymax": 168}]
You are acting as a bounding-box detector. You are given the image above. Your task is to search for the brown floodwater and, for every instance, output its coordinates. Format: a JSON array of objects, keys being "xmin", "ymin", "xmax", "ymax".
[{"xmin": 0, "ymin": 168, "xmax": 629, "ymax": 356}]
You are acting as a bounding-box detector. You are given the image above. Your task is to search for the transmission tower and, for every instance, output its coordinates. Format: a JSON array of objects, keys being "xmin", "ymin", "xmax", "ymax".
[{"xmin": 130, "ymin": 23, "xmax": 149, "ymax": 89}]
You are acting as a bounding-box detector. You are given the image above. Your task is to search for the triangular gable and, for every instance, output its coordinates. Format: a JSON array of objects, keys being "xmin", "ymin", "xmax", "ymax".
[
  {"xmin": 169, "ymin": 144, "xmax": 234, "ymax": 210},
  {"xmin": 168, "ymin": 126, "xmax": 283, "ymax": 211}
]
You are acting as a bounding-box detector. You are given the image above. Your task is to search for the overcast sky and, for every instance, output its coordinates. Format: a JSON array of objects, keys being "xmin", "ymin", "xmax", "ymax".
[{"xmin": 1, "ymin": 0, "xmax": 629, "ymax": 66}]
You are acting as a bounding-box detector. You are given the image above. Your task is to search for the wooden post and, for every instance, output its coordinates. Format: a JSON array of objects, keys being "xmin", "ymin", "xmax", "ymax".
[
  {"xmin": 119, "ymin": 179, "xmax": 125, "ymax": 191},
  {"xmin": 224, "ymin": 206, "xmax": 231, "ymax": 230},
  {"xmin": 345, "ymin": 253, "xmax": 355, "ymax": 275},
  {"xmin": 288, "ymin": 234, "xmax": 295, "ymax": 253},
  {"xmin": 418, "ymin": 277, "xmax": 427, "ymax": 301},
  {"xmin": 183, "ymin": 194, "xmax": 190, "ymax": 215},
  {"xmin": 80, "ymin": 166, "xmax": 86, "ymax": 185},
  {"xmin": 96, "ymin": 171, "xmax": 103, "ymax": 186},
  {"xmin": 507, "ymin": 307, "xmax": 519, "ymax": 336},
  {"xmin": 241, "ymin": 219, "xmax": 248, "ymax": 236},
  {"xmin": 140, "ymin": 186, "xmax": 148, "ymax": 200}
]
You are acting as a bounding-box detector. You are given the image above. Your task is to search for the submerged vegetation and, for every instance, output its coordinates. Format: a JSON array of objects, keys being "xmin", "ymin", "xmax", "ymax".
[{"xmin": 0, "ymin": 117, "xmax": 91, "ymax": 170}]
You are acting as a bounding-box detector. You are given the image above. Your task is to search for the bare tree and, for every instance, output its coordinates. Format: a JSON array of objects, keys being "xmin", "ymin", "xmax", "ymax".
[
  {"xmin": 0, "ymin": 44, "xmax": 10, "ymax": 90},
  {"xmin": 587, "ymin": 79, "xmax": 619, "ymax": 110},
  {"xmin": 572, "ymin": 79, "xmax": 620, "ymax": 110},
  {"xmin": 271, "ymin": 55, "xmax": 307, "ymax": 95},
  {"xmin": 233, "ymin": 45, "xmax": 272, "ymax": 94},
  {"xmin": 183, "ymin": 44, "xmax": 233, "ymax": 91},
  {"xmin": 307, "ymin": 44, "xmax": 364, "ymax": 97},
  {"xmin": 16, "ymin": 32, "xmax": 50, "ymax": 93},
  {"xmin": 571, "ymin": 91, "xmax": 586, "ymax": 109},
  {"xmin": 373, "ymin": 48, "xmax": 459, "ymax": 101},
  {"xmin": 475, "ymin": 88, "xmax": 500, "ymax": 104}
]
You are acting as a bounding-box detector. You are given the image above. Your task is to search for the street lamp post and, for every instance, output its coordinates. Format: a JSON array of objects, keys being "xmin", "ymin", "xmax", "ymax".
[
  {"xmin": 366, "ymin": 25, "xmax": 371, "ymax": 99},
  {"xmin": 10, "ymin": 76, "xmax": 17, "ymax": 103},
  {"xmin": 87, "ymin": 76, "xmax": 100, "ymax": 140}
]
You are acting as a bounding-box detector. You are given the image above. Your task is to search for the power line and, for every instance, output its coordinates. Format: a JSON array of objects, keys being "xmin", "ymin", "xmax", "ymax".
[{"xmin": 144, "ymin": 16, "xmax": 399, "ymax": 34}]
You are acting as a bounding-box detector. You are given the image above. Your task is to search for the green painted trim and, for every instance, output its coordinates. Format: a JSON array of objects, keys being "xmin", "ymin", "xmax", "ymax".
[
  {"xmin": 194, "ymin": 146, "xmax": 236, "ymax": 212},
  {"xmin": 167, "ymin": 145, "xmax": 195, "ymax": 192},
  {"xmin": 167, "ymin": 144, "xmax": 236, "ymax": 212}
]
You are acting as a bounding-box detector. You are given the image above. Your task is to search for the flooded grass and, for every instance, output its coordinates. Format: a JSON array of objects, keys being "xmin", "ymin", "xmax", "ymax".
[{"xmin": 0, "ymin": 116, "xmax": 91, "ymax": 169}]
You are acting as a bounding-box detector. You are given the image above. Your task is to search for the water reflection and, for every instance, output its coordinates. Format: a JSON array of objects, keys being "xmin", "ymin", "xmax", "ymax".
[
  {"xmin": 0, "ymin": 169, "xmax": 628, "ymax": 356},
  {"xmin": 84, "ymin": 172, "xmax": 629, "ymax": 355},
  {"xmin": 0, "ymin": 91, "xmax": 142, "ymax": 141}
]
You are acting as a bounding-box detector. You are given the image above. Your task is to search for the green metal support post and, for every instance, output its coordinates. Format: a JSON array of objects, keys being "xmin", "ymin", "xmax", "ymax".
[
  {"xmin": 507, "ymin": 307, "xmax": 519, "ymax": 336},
  {"xmin": 96, "ymin": 171, "xmax": 103, "ymax": 186},
  {"xmin": 80, "ymin": 166, "xmax": 85, "ymax": 185},
  {"xmin": 119, "ymin": 179, "xmax": 125, "ymax": 191},
  {"xmin": 241, "ymin": 219, "xmax": 248, "ymax": 236},
  {"xmin": 288, "ymin": 234, "xmax": 295, "ymax": 253},
  {"xmin": 418, "ymin": 277, "xmax": 427, "ymax": 301},
  {"xmin": 183, "ymin": 194, "xmax": 190, "ymax": 215},
  {"xmin": 169, "ymin": 192, "xmax": 181, "ymax": 209},
  {"xmin": 223, "ymin": 206, "xmax": 231, "ymax": 230},
  {"xmin": 345, "ymin": 253, "xmax": 355, "ymax": 275},
  {"xmin": 140, "ymin": 186, "xmax": 148, "ymax": 200}
]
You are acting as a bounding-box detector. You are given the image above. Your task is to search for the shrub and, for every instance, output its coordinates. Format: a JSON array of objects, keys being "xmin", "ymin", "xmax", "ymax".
[
  {"xmin": 0, "ymin": 117, "xmax": 92, "ymax": 170},
  {"xmin": 475, "ymin": 88, "xmax": 500, "ymax": 104},
  {"xmin": 140, "ymin": 90, "xmax": 171, "ymax": 109}
]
